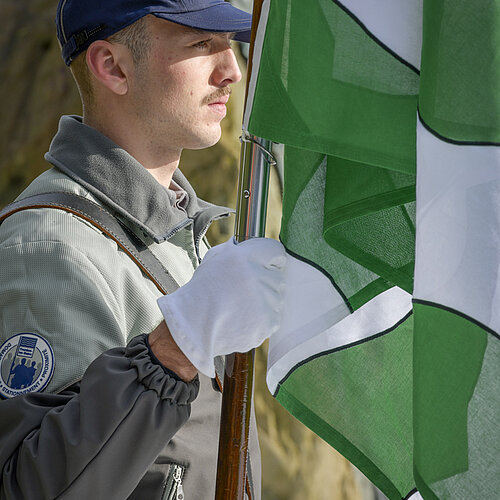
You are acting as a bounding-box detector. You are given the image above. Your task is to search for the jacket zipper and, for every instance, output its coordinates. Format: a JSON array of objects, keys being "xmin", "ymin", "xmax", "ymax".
[
  {"xmin": 162, "ymin": 464, "xmax": 185, "ymax": 500},
  {"xmin": 194, "ymin": 222, "xmax": 212, "ymax": 263},
  {"xmin": 194, "ymin": 211, "xmax": 232, "ymax": 262}
]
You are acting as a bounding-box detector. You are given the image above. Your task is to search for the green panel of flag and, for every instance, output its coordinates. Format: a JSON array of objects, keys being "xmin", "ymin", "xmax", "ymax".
[
  {"xmin": 412, "ymin": 302, "xmax": 496, "ymax": 499},
  {"xmin": 419, "ymin": 0, "xmax": 500, "ymax": 143},
  {"xmin": 247, "ymin": 0, "xmax": 419, "ymax": 174},
  {"xmin": 276, "ymin": 313, "xmax": 414, "ymax": 498},
  {"xmin": 246, "ymin": 0, "xmax": 500, "ymax": 499}
]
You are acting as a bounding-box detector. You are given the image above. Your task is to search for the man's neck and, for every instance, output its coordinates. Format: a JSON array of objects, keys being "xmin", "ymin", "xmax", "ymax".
[{"xmin": 83, "ymin": 113, "xmax": 181, "ymax": 188}]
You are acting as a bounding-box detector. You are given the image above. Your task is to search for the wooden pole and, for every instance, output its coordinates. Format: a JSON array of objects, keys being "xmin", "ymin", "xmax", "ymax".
[{"xmin": 215, "ymin": 1, "xmax": 268, "ymax": 499}]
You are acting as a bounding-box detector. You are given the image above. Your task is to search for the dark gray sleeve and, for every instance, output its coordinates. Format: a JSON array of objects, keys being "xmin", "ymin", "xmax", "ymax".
[{"xmin": 0, "ymin": 335, "xmax": 199, "ymax": 500}]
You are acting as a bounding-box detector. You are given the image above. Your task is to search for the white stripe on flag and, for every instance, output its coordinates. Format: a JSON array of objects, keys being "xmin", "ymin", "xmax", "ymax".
[
  {"xmin": 406, "ymin": 491, "xmax": 424, "ymax": 500},
  {"xmin": 268, "ymin": 253, "xmax": 351, "ymax": 367},
  {"xmin": 267, "ymin": 286, "xmax": 412, "ymax": 394},
  {"xmin": 414, "ymin": 117, "xmax": 500, "ymax": 333},
  {"xmin": 336, "ymin": 0, "xmax": 423, "ymax": 70},
  {"xmin": 242, "ymin": 0, "xmax": 271, "ymax": 131}
]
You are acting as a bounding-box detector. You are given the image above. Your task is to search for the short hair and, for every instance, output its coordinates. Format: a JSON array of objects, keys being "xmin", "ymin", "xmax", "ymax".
[{"xmin": 69, "ymin": 16, "xmax": 152, "ymax": 110}]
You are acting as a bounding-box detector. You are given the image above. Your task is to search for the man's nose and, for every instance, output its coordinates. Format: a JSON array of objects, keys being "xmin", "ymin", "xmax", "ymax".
[{"xmin": 211, "ymin": 47, "xmax": 242, "ymax": 87}]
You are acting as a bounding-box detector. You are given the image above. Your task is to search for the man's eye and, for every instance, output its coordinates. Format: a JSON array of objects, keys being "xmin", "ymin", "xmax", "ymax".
[{"xmin": 192, "ymin": 39, "xmax": 212, "ymax": 49}]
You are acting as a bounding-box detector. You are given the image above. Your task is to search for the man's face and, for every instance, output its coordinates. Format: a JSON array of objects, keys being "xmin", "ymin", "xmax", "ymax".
[{"xmin": 128, "ymin": 17, "xmax": 242, "ymax": 154}]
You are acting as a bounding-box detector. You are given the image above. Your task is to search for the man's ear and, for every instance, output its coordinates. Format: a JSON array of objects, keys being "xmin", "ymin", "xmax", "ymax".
[{"xmin": 86, "ymin": 41, "xmax": 131, "ymax": 96}]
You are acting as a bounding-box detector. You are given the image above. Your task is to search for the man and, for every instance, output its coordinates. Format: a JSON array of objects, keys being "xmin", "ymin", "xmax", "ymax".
[{"xmin": 0, "ymin": 1, "xmax": 286, "ymax": 498}]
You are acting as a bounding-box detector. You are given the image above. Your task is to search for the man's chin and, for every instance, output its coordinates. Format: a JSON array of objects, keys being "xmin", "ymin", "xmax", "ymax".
[{"xmin": 185, "ymin": 129, "xmax": 222, "ymax": 151}]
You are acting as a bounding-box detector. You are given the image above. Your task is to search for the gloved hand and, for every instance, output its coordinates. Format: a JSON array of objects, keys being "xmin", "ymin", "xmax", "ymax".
[{"xmin": 157, "ymin": 237, "xmax": 286, "ymax": 377}]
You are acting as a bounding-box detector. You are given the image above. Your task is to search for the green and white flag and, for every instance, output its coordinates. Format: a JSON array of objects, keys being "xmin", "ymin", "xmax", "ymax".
[{"xmin": 244, "ymin": 1, "xmax": 500, "ymax": 499}]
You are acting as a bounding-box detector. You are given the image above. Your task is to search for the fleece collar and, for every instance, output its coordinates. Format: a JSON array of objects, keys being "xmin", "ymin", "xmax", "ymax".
[{"xmin": 45, "ymin": 115, "xmax": 232, "ymax": 243}]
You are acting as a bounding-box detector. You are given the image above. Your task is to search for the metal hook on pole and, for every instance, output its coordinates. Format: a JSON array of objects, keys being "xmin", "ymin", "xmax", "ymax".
[{"xmin": 239, "ymin": 132, "xmax": 277, "ymax": 166}]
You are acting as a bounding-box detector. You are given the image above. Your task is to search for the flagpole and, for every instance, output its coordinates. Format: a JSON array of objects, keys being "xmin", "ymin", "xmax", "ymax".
[{"xmin": 215, "ymin": 1, "xmax": 270, "ymax": 498}]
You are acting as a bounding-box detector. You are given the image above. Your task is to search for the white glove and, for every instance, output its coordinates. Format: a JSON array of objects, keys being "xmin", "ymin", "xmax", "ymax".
[{"xmin": 157, "ymin": 237, "xmax": 286, "ymax": 377}]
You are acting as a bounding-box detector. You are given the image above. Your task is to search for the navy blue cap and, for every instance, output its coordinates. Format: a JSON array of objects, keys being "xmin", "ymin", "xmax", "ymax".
[{"xmin": 56, "ymin": 0, "xmax": 252, "ymax": 66}]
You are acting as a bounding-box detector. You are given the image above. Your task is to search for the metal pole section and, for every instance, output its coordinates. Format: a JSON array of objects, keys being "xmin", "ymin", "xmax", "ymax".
[
  {"xmin": 235, "ymin": 135, "xmax": 272, "ymax": 242},
  {"xmin": 214, "ymin": 134, "xmax": 272, "ymax": 500},
  {"xmin": 215, "ymin": 0, "xmax": 269, "ymax": 496}
]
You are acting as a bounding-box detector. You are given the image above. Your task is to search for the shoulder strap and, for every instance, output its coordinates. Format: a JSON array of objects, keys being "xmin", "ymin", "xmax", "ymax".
[
  {"xmin": 0, "ymin": 192, "xmax": 179, "ymax": 295},
  {"xmin": 0, "ymin": 192, "xmax": 227, "ymax": 388}
]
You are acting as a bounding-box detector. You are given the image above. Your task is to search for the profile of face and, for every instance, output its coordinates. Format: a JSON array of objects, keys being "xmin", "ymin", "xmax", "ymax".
[{"xmin": 127, "ymin": 17, "xmax": 243, "ymax": 153}]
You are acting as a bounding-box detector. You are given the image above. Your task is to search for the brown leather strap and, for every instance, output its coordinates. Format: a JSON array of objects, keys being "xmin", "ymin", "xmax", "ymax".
[{"xmin": 0, "ymin": 192, "xmax": 179, "ymax": 295}]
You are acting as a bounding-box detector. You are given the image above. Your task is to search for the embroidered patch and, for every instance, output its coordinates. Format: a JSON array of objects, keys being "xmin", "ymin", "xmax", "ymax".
[{"xmin": 0, "ymin": 333, "xmax": 54, "ymax": 398}]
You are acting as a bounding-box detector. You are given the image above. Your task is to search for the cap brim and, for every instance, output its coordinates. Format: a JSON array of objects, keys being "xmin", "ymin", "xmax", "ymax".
[{"xmin": 153, "ymin": 3, "xmax": 252, "ymax": 43}]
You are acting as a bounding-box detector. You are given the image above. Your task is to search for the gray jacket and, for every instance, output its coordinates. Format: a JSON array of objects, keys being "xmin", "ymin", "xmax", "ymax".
[{"xmin": 0, "ymin": 116, "xmax": 261, "ymax": 500}]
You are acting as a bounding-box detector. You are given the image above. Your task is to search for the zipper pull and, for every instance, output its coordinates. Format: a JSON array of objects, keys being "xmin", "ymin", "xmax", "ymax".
[
  {"xmin": 173, "ymin": 466, "xmax": 184, "ymax": 500},
  {"xmin": 176, "ymin": 483, "xmax": 184, "ymax": 500}
]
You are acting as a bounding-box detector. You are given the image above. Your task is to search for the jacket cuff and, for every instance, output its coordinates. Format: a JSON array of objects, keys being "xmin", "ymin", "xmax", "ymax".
[{"xmin": 125, "ymin": 334, "xmax": 199, "ymax": 405}]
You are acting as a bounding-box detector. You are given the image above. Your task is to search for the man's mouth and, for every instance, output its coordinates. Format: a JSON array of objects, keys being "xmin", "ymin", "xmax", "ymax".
[
  {"xmin": 209, "ymin": 94, "xmax": 230, "ymax": 105},
  {"xmin": 206, "ymin": 89, "xmax": 231, "ymax": 117}
]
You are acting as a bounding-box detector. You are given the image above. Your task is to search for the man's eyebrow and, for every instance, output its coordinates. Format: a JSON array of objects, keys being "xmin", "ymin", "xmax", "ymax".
[{"xmin": 177, "ymin": 25, "xmax": 236, "ymax": 38}]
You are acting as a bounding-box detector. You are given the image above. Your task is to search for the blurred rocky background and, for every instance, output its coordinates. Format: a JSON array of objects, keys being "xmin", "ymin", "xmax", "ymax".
[{"xmin": 0, "ymin": 1, "xmax": 386, "ymax": 499}]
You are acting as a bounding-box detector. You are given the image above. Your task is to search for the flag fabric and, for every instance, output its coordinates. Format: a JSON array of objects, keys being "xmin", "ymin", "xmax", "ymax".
[{"xmin": 244, "ymin": 1, "xmax": 500, "ymax": 499}]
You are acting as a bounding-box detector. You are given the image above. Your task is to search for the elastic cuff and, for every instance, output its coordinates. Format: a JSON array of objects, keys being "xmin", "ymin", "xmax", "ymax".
[{"xmin": 125, "ymin": 335, "xmax": 199, "ymax": 405}]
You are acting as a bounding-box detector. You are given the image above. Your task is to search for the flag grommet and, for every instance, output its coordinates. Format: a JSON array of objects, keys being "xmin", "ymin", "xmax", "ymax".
[{"xmin": 0, "ymin": 333, "xmax": 54, "ymax": 398}]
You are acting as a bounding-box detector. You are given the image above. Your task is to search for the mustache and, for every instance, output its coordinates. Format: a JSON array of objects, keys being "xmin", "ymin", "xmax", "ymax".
[{"xmin": 202, "ymin": 87, "xmax": 231, "ymax": 105}]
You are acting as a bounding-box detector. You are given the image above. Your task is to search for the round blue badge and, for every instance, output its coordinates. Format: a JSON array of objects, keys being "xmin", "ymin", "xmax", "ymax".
[{"xmin": 0, "ymin": 333, "xmax": 54, "ymax": 398}]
